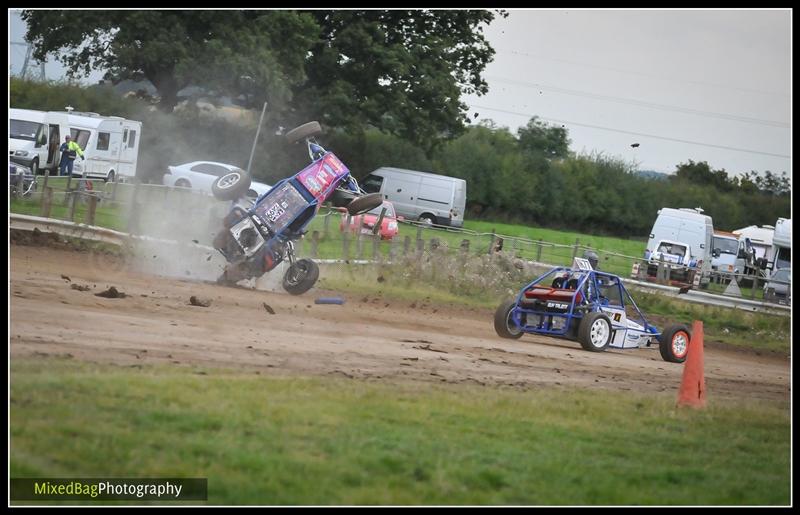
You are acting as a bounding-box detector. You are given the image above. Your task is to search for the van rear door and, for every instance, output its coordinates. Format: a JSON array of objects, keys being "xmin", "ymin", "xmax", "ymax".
[{"xmin": 451, "ymin": 179, "xmax": 466, "ymax": 227}]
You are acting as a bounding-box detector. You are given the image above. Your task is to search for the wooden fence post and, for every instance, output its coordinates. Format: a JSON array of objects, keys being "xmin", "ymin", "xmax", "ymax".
[
  {"xmin": 42, "ymin": 169, "xmax": 50, "ymax": 194},
  {"xmin": 342, "ymin": 226, "xmax": 351, "ymax": 262},
  {"xmin": 41, "ymin": 187, "xmax": 53, "ymax": 218},
  {"xmin": 310, "ymin": 230, "xmax": 320, "ymax": 258},
  {"xmin": 85, "ymin": 195, "xmax": 98, "ymax": 226},
  {"xmin": 68, "ymin": 191, "xmax": 78, "ymax": 222},
  {"xmin": 127, "ymin": 180, "xmax": 141, "ymax": 234}
]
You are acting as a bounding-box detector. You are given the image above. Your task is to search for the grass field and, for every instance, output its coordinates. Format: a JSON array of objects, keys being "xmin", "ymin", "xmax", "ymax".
[{"xmin": 10, "ymin": 357, "xmax": 790, "ymax": 506}]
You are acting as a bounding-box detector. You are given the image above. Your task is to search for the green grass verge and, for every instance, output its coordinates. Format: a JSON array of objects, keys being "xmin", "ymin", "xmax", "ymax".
[
  {"xmin": 10, "ymin": 357, "xmax": 790, "ymax": 506},
  {"xmin": 632, "ymin": 292, "xmax": 789, "ymax": 353},
  {"xmin": 11, "ymin": 192, "xmax": 128, "ymax": 232},
  {"xmin": 464, "ymin": 219, "xmax": 648, "ymax": 258}
]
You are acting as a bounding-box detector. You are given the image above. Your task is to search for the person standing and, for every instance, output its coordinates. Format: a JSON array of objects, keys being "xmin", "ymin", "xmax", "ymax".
[{"xmin": 59, "ymin": 135, "xmax": 84, "ymax": 176}]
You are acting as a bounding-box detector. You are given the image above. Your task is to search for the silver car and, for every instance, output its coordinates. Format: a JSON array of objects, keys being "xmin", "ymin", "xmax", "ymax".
[{"xmin": 763, "ymin": 268, "xmax": 791, "ymax": 305}]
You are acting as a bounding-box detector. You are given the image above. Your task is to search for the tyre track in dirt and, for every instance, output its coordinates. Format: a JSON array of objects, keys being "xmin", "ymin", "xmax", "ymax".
[{"xmin": 10, "ymin": 245, "xmax": 790, "ymax": 403}]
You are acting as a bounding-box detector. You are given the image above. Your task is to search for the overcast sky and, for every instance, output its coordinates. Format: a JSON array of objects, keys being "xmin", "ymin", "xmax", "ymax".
[
  {"xmin": 9, "ymin": 8, "xmax": 792, "ymax": 177},
  {"xmin": 463, "ymin": 8, "xmax": 791, "ymax": 177}
]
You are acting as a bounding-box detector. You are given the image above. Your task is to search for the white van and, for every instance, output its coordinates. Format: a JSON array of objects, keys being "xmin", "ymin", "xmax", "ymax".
[
  {"xmin": 771, "ymin": 218, "xmax": 791, "ymax": 271},
  {"xmin": 711, "ymin": 231, "xmax": 740, "ymax": 277},
  {"xmin": 9, "ymin": 108, "xmax": 71, "ymax": 175},
  {"xmin": 65, "ymin": 111, "xmax": 142, "ymax": 182},
  {"xmin": 361, "ymin": 167, "xmax": 467, "ymax": 227},
  {"xmin": 644, "ymin": 207, "xmax": 714, "ymax": 286}
]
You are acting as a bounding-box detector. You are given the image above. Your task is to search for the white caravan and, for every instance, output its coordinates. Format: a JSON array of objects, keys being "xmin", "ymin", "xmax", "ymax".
[
  {"xmin": 771, "ymin": 218, "xmax": 791, "ymax": 271},
  {"xmin": 64, "ymin": 110, "xmax": 142, "ymax": 182},
  {"xmin": 733, "ymin": 225, "xmax": 775, "ymax": 264}
]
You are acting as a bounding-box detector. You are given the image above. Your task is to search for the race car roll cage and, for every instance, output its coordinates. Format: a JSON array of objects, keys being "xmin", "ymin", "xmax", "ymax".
[{"xmin": 510, "ymin": 267, "xmax": 662, "ymax": 339}]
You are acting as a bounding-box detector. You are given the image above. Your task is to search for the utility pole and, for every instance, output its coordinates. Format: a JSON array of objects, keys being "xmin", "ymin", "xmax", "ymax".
[
  {"xmin": 12, "ymin": 41, "xmax": 45, "ymax": 81},
  {"xmin": 246, "ymin": 102, "xmax": 268, "ymax": 175}
]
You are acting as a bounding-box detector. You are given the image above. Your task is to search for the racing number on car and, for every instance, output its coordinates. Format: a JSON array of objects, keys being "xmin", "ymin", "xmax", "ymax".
[
  {"xmin": 266, "ymin": 201, "xmax": 288, "ymax": 223},
  {"xmin": 613, "ymin": 313, "xmax": 622, "ymax": 322}
]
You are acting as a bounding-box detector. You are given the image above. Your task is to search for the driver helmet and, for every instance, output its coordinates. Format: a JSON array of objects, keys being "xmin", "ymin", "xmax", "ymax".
[{"xmin": 583, "ymin": 250, "xmax": 599, "ymax": 270}]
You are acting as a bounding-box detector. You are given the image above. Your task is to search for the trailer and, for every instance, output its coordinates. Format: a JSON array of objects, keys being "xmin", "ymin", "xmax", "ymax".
[{"xmin": 64, "ymin": 110, "xmax": 142, "ymax": 183}]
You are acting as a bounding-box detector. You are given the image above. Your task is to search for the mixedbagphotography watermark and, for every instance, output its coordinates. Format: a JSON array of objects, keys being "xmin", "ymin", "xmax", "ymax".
[{"xmin": 10, "ymin": 478, "xmax": 207, "ymax": 501}]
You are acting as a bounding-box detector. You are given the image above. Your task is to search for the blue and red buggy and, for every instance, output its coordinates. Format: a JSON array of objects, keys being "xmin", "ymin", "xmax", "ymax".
[
  {"xmin": 210, "ymin": 121, "xmax": 382, "ymax": 294},
  {"xmin": 494, "ymin": 258, "xmax": 692, "ymax": 363}
]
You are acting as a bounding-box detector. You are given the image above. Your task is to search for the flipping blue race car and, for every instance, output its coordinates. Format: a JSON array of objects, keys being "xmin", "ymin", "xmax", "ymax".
[
  {"xmin": 494, "ymin": 257, "xmax": 692, "ymax": 363},
  {"xmin": 210, "ymin": 121, "xmax": 382, "ymax": 294}
]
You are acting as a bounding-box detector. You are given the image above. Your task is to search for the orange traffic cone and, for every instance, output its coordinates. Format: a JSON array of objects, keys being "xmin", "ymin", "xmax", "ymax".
[{"xmin": 676, "ymin": 320, "xmax": 707, "ymax": 408}]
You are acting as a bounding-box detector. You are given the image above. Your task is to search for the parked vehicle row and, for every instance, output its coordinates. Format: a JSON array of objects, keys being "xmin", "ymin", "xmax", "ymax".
[{"xmin": 9, "ymin": 107, "xmax": 141, "ymax": 183}]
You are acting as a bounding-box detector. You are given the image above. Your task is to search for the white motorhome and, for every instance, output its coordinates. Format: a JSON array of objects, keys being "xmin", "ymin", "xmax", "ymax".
[
  {"xmin": 771, "ymin": 218, "xmax": 791, "ymax": 271},
  {"xmin": 733, "ymin": 225, "xmax": 775, "ymax": 266},
  {"xmin": 63, "ymin": 110, "xmax": 142, "ymax": 182},
  {"xmin": 643, "ymin": 207, "xmax": 714, "ymax": 286},
  {"xmin": 361, "ymin": 167, "xmax": 467, "ymax": 227},
  {"xmin": 9, "ymin": 108, "xmax": 71, "ymax": 174}
]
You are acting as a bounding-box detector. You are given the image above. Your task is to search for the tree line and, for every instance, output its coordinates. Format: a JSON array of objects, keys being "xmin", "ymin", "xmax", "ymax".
[
  {"xmin": 14, "ymin": 9, "xmax": 789, "ymax": 237},
  {"xmin": 11, "ymin": 77, "xmax": 789, "ymax": 238}
]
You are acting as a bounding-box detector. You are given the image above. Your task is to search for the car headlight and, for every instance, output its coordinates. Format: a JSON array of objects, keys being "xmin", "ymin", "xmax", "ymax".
[
  {"xmin": 14, "ymin": 150, "xmax": 29, "ymax": 157},
  {"xmin": 388, "ymin": 222, "xmax": 398, "ymax": 230}
]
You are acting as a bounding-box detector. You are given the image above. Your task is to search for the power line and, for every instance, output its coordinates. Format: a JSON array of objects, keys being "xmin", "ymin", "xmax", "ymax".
[
  {"xmin": 494, "ymin": 47, "xmax": 790, "ymax": 99},
  {"xmin": 468, "ymin": 104, "xmax": 791, "ymax": 159},
  {"xmin": 487, "ymin": 76, "xmax": 789, "ymax": 128}
]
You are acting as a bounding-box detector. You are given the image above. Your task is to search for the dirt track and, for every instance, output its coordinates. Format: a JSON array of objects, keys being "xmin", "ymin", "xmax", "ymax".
[{"xmin": 10, "ymin": 244, "xmax": 790, "ymax": 403}]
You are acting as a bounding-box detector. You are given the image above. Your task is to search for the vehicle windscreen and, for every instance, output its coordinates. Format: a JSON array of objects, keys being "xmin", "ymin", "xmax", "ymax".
[
  {"xmin": 657, "ymin": 243, "xmax": 686, "ymax": 257},
  {"xmin": 772, "ymin": 269, "xmax": 790, "ymax": 283},
  {"xmin": 10, "ymin": 119, "xmax": 43, "ymax": 141},
  {"xmin": 713, "ymin": 237, "xmax": 739, "ymax": 255}
]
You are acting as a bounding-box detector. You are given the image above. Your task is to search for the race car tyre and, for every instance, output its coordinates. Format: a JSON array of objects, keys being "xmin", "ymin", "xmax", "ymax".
[
  {"xmin": 578, "ymin": 312, "xmax": 612, "ymax": 352},
  {"xmin": 282, "ymin": 259, "xmax": 320, "ymax": 295},
  {"xmin": 212, "ymin": 170, "xmax": 251, "ymax": 201},
  {"xmin": 346, "ymin": 192, "xmax": 383, "ymax": 216},
  {"xmin": 494, "ymin": 299, "xmax": 524, "ymax": 339},
  {"xmin": 286, "ymin": 121, "xmax": 322, "ymax": 144},
  {"xmin": 659, "ymin": 324, "xmax": 691, "ymax": 363},
  {"xmin": 330, "ymin": 188, "xmax": 358, "ymax": 208}
]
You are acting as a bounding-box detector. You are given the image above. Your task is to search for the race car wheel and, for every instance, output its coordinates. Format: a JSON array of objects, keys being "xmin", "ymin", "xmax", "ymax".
[
  {"xmin": 346, "ymin": 192, "xmax": 383, "ymax": 216},
  {"xmin": 330, "ymin": 188, "xmax": 358, "ymax": 208},
  {"xmin": 286, "ymin": 121, "xmax": 322, "ymax": 144},
  {"xmin": 212, "ymin": 170, "xmax": 252, "ymax": 201},
  {"xmin": 659, "ymin": 324, "xmax": 691, "ymax": 363},
  {"xmin": 494, "ymin": 299, "xmax": 524, "ymax": 339},
  {"xmin": 578, "ymin": 312, "xmax": 612, "ymax": 352},
  {"xmin": 282, "ymin": 259, "xmax": 320, "ymax": 295}
]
